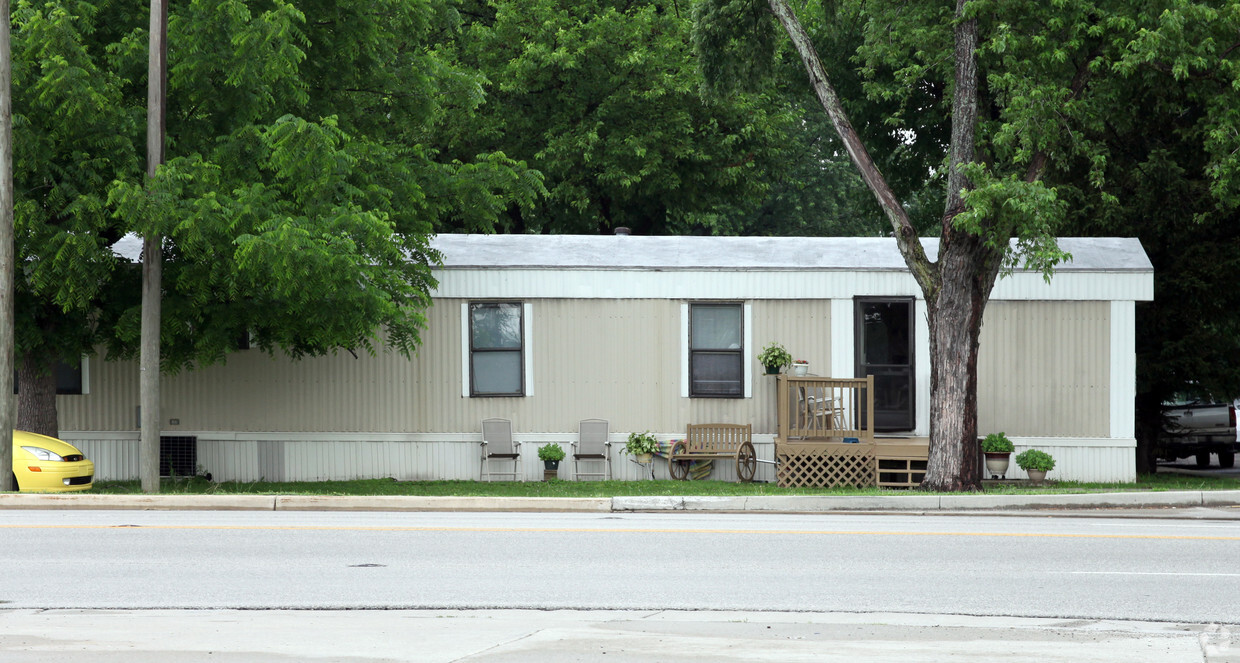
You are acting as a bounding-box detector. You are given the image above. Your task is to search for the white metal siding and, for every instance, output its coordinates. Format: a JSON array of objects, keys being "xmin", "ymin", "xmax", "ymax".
[
  {"xmin": 53, "ymin": 285, "xmax": 1136, "ymax": 484},
  {"xmin": 434, "ymin": 269, "xmax": 1152, "ymax": 302},
  {"xmin": 65, "ymin": 431, "xmax": 1126, "ymax": 484},
  {"xmin": 60, "ymin": 299, "xmax": 833, "ymax": 437},
  {"xmin": 63, "ymin": 432, "xmax": 783, "ymax": 483},
  {"xmin": 1005, "ymin": 438, "xmax": 1136, "ymax": 483},
  {"xmin": 64, "ymin": 435, "xmax": 139, "ymax": 481},
  {"xmin": 978, "ymin": 301, "xmax": 1110, "ymax": 438}
]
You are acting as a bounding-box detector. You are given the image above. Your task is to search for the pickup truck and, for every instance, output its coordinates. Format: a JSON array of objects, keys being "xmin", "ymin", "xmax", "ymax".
[{"xmin": 1158, "ymin": 400, "xmax": 1237, "ymax": 468}]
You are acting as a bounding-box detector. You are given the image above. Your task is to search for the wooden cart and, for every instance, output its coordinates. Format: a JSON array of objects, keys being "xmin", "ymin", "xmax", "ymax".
[{"xmin": 667, "ymin": 423, "xmax": 757, "ymax": 482}]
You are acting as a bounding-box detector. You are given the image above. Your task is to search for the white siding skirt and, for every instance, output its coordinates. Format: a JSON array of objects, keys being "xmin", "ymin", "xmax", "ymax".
[{"xmin": 61, "ymin": 432, "xmax": 1134, "ymax": 484}]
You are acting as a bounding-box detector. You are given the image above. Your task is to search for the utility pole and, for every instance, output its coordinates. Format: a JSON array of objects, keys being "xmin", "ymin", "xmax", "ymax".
[
  {"xmin": 140, "ymin": 0, "xmax": 167, "ymax": 493},
  {"xmin": 0, "ymin": 0, "xmax": 14, "ymax": 492}
]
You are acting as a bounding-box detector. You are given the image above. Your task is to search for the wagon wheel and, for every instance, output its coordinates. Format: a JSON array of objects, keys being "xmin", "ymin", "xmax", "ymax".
[
  {"xmin": 668, "ymin": 441, "xmax": 691, "ymax": 481},
  {"xmin": 736, "ymin": 442, "xmax": 757, "ymax": 482}
]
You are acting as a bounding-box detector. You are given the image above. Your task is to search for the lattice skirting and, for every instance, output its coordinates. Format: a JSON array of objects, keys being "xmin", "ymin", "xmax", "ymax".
[{"xmin": 775, "ymin": 444, "xmax": 876, "ymax": 488}]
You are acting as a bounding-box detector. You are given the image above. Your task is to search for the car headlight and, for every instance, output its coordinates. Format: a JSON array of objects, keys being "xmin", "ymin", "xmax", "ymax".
[{"xmin": 21, "ymin": 446, "xmax": 64, "ymax": 462}]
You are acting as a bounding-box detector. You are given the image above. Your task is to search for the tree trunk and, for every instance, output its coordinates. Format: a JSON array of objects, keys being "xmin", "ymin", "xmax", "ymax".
[
  {"xmin": 920, "ymin": 1, "xmax": 989, "ymax": 492},
  {"xmin": 921, "ymin": 233, "xmax": 1001, "ymax": 491},
  {"xmin": 16, "ymin": 354, "xmax": 58, "ymax": 438},
  {"xmin": 769, "ymin": 0, "xmax": 1005, "ymax": 492},
  {"xmin": 0, "ymin": 0, "xmax": 12, "ymax": 491}
]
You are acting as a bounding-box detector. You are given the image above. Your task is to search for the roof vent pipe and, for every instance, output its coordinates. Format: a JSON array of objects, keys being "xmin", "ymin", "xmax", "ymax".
[{"xmin": 614, "ymin": 227, "xmax": 631, "ymax": 236}]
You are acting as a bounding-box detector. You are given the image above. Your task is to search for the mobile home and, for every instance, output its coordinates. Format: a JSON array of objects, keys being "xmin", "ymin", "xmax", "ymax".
[{"xmin": 57, "ymin": 234, "xmax": 1153, "ymax": 484}]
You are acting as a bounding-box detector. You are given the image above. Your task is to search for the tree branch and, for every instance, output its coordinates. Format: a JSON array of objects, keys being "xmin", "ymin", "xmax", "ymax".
[
  {"xmin": 766, "ymin": 0, "xmax": 936, "ymax": 294},
  {"xmin": 943, "ymin": 0, "xmax": 977, "ymax": 225}
]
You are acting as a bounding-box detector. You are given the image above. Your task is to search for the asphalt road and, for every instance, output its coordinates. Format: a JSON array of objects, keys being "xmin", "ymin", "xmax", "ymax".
[{"xmin": 2, "ymin": 509, "xmax": 1239, "ymax": 623}]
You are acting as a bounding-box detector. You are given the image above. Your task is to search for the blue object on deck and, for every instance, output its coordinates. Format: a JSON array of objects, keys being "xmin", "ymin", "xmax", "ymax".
[{"xmin": 843, "ymin": 437, "xmax": 860, "ymax": 444}]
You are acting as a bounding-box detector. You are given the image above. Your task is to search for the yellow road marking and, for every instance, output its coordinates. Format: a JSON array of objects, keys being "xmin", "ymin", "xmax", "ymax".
[{"xmin": 0, "ymin": 524, "xmax": 1238, "ymax": 541}]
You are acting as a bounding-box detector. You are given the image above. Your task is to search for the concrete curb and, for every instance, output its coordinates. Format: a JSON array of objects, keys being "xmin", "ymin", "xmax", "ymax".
[
  {"xmin": 614, "ymin": 490, "xmax": 1240, "ymax": 512},
  {"xmin": 937, "ymin": 491, "xmax": 1204, "ymax": 510},
  {"xmin": 1, "ymin": 490, "xmax": 1238, "ymax": 513},
  {"xmin": 1200, "ymin": 489, "xmax": 1240, "ymax": 506},
  {"xmin": 0, "ymin": 493, "xmax": 277, "ymax": 510},
  {"xmin": 274, "ymin": 495, "xmax": 612, "ymax": 512}
]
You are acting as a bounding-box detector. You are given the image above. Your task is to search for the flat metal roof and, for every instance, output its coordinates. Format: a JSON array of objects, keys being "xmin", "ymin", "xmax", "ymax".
[{"xmin": 432, "ymin": 234, "xmax": 1153, "ymax": 273}]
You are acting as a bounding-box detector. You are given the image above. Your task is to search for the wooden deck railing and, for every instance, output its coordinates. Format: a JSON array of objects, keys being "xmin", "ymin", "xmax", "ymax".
[
  {"xmin": 776, "ymin": 375, "xmax": 875, "ymax": 442},
  {"xmin": 775, "ymin": 375, "xmax": 877, "ymax": 488}
]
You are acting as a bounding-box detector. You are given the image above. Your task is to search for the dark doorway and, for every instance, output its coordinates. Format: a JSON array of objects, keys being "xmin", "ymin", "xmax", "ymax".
[{"xmin": 855, "ymin": 298, "xmax": 915, "ymax": 431}]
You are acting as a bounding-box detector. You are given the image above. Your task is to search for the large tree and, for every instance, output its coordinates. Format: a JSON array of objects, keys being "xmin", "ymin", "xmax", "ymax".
[
  {"xmin": 438, "ymin": 0, "xmax": 803, "ymax": 236},
  {"xmin": 695, "ymin": 0, "xmax": 1240, "ymax": 490},
  {"xmin": 11, "ymin": 0, "xmax": 142, "ymax": 435},
  {"xmin": 1050, "ymin": 3, "xmax": 1240, "ymax": 471},
  {"xmin": 14, "ymin": 0, "xmax": 542, "ymax": 438}
]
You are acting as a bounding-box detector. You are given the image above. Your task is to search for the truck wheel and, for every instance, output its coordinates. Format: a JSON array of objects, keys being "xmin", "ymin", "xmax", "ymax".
[
  {"xmin": 1219, "ymin": 452, "xmax": 1235, "ymax": 469},
  {"xmin": 1195, "ymin": 452, "xmax": 1212, "ymax": 468}
]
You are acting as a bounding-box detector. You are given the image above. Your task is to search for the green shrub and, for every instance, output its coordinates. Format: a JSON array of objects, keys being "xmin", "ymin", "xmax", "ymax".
[
  {"xmin": 537, "ymin": 443, "xmax": 566, "ymax": 462},
  {"xmin": 623, "ymin": 432, "xmax": 660, "ymax": 455},
  {"xmin": 981, "ymin": 432, "xmax": 1015, "ymax": 453},
  {"xmin": 757, "ymin": 342, "xmax": 793, "ymax": 370},
  {"xmin": 1015, "ymin": 449, "xmax": 1056, "ymax": 472}
]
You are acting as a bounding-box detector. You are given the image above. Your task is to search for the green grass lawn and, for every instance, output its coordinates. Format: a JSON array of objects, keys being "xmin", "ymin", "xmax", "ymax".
[{"xmin": 85, "ymin": 471, "xmax": 1240, "ymax": 497}]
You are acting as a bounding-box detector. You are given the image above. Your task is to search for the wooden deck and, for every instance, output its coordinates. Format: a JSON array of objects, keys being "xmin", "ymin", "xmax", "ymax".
[
  {"xmin": 774, "ymin": 375, "xmax": 928, "ymax": 488},
  {"xmin": 874, "ymin": 438, "xmax": 929, "ymax": 488}
]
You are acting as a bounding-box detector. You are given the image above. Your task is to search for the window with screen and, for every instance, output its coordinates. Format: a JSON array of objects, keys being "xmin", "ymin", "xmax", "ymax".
[
  {"xmin": 689, "ymin": 303, "xmax": 743, "ymax": 397},
  {"xmin": 469, "ymin": 302, "xmax": 524, "ymax": 397}
]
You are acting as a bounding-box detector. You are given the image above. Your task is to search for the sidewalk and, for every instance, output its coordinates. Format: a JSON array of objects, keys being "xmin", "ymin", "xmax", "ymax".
[
  {"xmin": 2, "ymin": 489, "xmax": 1240, "ymax": 515},
  {"xmin": 1, "ymin": 608, "xmax": 1234, "ymax": 662}
]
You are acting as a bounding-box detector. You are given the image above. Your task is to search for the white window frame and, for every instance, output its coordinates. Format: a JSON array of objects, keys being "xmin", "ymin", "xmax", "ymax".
[
  {"xmin": 461, "ymin": 302, "xmax": 533, "ymax": 398},
  {"xmin": 681, "ymin": 301, "xmax": 752, "ymax": 399},
  {"xmin": 79, "ymin": 355, "xmax": 90, "ymax": 395}
]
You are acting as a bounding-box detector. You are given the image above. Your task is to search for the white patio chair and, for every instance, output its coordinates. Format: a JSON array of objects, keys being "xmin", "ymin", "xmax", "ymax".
[
  {"xmin": 572, "ymin": 419, "xmax": 612, "ymax": 481},
  {"xmin": 481, "ymin": 418, "xmax": 523, "ymax": 481}
]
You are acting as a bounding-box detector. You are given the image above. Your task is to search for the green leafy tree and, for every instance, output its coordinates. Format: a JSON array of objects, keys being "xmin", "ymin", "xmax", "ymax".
[
  {"xmin": 11, "ymin": 0, "xmax": 142, "ymax": 435},
  {"xmin": 708, "ymin": 106, "xmax": 887, "ymax": 237},
  {"xmin": 107, "ymin": 0, "xmax": 542, "ymax": 370},
  {"xmin": 1050, "ymin": 2, "xmax": 1240, "ymax": 471},
  {"xmin": 438, "ymin": 0, "xmax": 798, "ymax": 235},
  {"xmin": 15, "ymin": 0, "xmax": 542, "ymax": 436},
  {"xmin": 695, "ymin": 0, "xmax": 1240, "ymax": 490}
]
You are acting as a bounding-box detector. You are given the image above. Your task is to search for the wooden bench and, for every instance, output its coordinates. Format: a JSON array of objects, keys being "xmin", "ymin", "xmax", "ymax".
[{"xmin": 668, "ymin": 423, "xmax": 756, "ymax": 482}]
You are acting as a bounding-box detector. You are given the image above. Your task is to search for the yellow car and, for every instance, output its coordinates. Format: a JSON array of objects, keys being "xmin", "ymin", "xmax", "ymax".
[{"xmin": 10, "ymin": 430, "xmax": 95, "ymax": 492}]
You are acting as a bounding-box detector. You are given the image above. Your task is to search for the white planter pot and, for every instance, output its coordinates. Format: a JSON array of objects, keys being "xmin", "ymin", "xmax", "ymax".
[
  {"xmin": 984, "ymin": 453, "xmax": 1010, "ymax": 479},
  {"xmin": 791, "ymin": 364, "xmax": 809, "ymax": 376}
]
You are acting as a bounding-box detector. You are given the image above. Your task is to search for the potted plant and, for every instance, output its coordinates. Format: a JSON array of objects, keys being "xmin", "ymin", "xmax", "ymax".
[
  {"xmin": 623, "ymin": 431, "xmax": 660, "ymax": 463},
  {"xmin": 537, "ymin": 443, "xmax": 566, "ymax": 471},
  {"xmin": 980, "ymin": 432, "xmax": 1014, "ymax": 479},
  {"xmin": 757, "ymin": 342, "xmax": 793, "ymax": 375},
  {"xmin": 1015, "ymin": 449, "xmax": 1056, "ymax": 484},
  {"xmin": 791, "ymin": 358, "xmax": 810, "ymax": 376}
]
